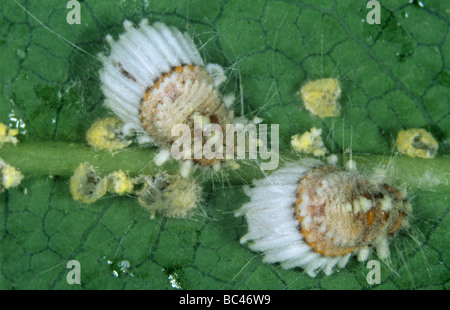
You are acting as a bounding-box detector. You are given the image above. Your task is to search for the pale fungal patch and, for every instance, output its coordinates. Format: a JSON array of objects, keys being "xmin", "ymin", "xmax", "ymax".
[
  {"xmin": 396, "ymin": 128, "xmax": 438, "ymax": 159},
  {"xmin": 99, "ymin": 20, "xmax": 238, "ymax": 177},
  {"xmin": 300, "ymin": 78, "xmax": 341, "ymax": 118},
  {"xmin": 0, "ymin": 122, "xmax": 19, "ymax": 147},
  {"xmin": 0, "ymin": 158, "xmax": 24, "ymax": 191},
  {"xmin": 291, "ymin": 127, "xmax": 328, "ymax": 156},
  {"xmin": 133, "ymin": 172, "xmax": 202, "ymax": 219},
  {"xmin": 86, "ymin": 117, "xmax": 132, "ymax": 152},
  {"xmin": 235, "ymin": 160, "xmax": 411, "ymax": 277}
]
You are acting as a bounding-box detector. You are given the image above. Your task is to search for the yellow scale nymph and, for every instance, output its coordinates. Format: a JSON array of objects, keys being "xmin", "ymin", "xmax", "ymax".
[
  {"xmin": 396, "ymin": 128, "xmax": 438, "ymax": 159},
  {"xmin": 300, "ymin": 78, "xmax": 341, "ymax": 118}
]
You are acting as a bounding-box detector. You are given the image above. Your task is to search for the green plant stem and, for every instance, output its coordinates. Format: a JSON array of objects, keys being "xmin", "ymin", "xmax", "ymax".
[{"xmin": 1, "ymin": 142, "xmax": 449, "ymax": 189}]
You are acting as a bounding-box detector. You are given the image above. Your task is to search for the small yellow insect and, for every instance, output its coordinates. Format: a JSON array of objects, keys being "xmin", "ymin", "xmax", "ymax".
[
  {"xmin": 86, "ymin": 117, "xmax": 132, "ymax": 152},
  {"xmin": 396, "ymin": 128, "xmax": 438, "ymax": 159},
  {"xmin": 0, "ymin": 123, "xmax": 22, "ymax": 191},
  {"xmin": 291, "ymin": 127, "xmax": 328, "ymax": 156},
  {"xmin": 107, "ymin": 170, "xmax": 134, "ymax": 196},
  {"xmin": 0, "ymin": 122, "xmax": 19, "ymax": 147},
  {"xmin": 300, "ymin": 78, "xmax": 341, "ymax": 118},
  {"xmin": 0, "ymin": 158, "xmax": 24, "ymax": 190},
  {"xmin": 69, "ymin": 163, "xmax": 202, "ymax": 219}
]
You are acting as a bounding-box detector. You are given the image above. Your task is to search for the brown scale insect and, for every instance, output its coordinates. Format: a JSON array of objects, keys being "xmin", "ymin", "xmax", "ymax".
[
  {"xmin": 236, "ymin": 160, "xmax": 411, "ymax": 277},
  {"xmin": 100, "ymin": 20, "xmax": 236, "ymax": 177}
]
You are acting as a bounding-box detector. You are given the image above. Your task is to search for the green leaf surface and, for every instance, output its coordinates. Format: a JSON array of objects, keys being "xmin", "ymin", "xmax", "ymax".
[{"xmin": 0, "ymin": 0, "xmax": 449, "ymax": 290}]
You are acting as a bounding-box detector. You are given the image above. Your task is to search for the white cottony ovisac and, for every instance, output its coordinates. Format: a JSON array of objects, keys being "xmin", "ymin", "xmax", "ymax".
[
  {"xmin": 235, "ymin": 162, "xmax": 349, "ymax": 277},
  {"xmin": 99, "ymin": 19, "xmax": 237, "ymax": 174},
  {"xmin": 100, "ymin": 20, "xmax": 204, "ymax": 136},
  {"xmin": 235, "ymin": 160, "xmax": 411, "ymax": 277}
]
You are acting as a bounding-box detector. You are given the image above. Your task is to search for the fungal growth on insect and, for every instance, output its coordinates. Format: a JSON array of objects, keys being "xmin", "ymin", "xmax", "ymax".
[
  {"xmin": 235, "ymin": 160, "xmax": 411, "ymax": 277},
  {"xmin": 70, "ymin": 162, "xmax": 109, "ymax": 204},
  {"xmin": 99, "ymin": 20, "xmax": 237, "ymax": 177},
  {"xmin": 133, "ymin": 172, "xmax": 202, "ymax": 219}
]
